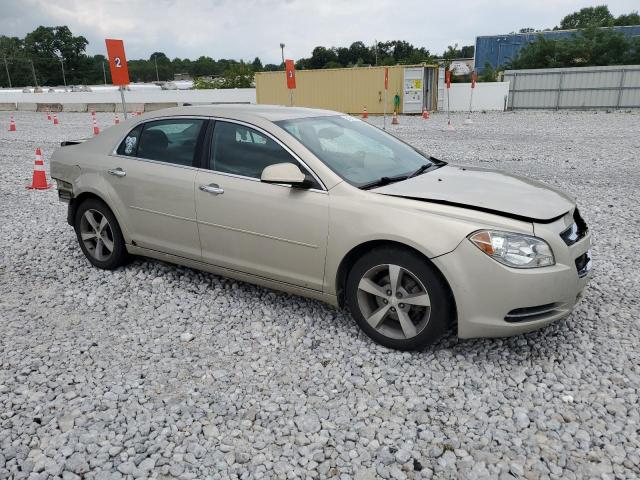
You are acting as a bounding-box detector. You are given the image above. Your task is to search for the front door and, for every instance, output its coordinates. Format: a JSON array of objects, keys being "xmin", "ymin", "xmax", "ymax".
[
  {"xmin": 104, "ymin": 117, "xmax": 206, "ymax": 259},
  {"xmin": 195, "ymin": 120, "xmax": 329, "ymax": 291}
]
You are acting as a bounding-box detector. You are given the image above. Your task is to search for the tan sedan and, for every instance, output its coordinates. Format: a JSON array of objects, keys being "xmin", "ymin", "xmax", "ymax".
[{"xmin": 51, "ymin": 105, "xmax": 592, "ymax": 350}]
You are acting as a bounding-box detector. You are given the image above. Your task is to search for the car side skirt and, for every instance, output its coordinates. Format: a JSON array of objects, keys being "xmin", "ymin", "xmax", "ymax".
[{"xmin": 126, "ymin": 244, "xmax": 340, "ymax": 307}]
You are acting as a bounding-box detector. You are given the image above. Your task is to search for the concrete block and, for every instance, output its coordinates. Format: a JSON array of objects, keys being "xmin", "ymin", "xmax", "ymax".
[
  {"xmin": 17, "ymin": 103, "xmax": 37, "ymax": 112},
  {"xmin": 37, "ymin": 103, "xmax": 63, "ymax": 112},
  {"xmin": 0, "ymin": 102, "xmax": 16, "ymax": 111},
  {"xmin": 144, "ymin": 102, "xmax": 178, "ymax": 112},
  {"xmin": 115, "ymin": 103, "xmax": 145, "ymax": 113},
  {"xmin": 87, "ymin": 103, "xmax": 115, "ymax": 112},
  {"xmin": 62, "ymin": 103, "xmax": 88, "ymax": 112}
]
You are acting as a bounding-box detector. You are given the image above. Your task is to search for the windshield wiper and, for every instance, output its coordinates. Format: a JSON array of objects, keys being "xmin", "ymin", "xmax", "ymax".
[
  {"xmin": 407, "ymin": 163, "xmax": 432, "ymax": 179},
  {"xmin": 359, "ymin": 175, "xmax": 409, "ymax": 190}
]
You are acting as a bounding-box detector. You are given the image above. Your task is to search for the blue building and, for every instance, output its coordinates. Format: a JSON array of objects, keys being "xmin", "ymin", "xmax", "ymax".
[{"xmin": 474, "ymin": 25, "xmax": 640, "ymax": 73}]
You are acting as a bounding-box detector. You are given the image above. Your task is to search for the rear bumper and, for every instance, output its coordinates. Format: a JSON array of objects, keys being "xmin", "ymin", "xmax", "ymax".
[{"xmin": 433, "ymin": 223, "xmax": 592, "ymax": 339}]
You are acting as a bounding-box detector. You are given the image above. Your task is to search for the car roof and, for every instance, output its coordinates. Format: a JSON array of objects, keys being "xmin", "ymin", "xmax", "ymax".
[{"xmin": 143, "ymin": 104, "xmax": 341, "ymax": 123}]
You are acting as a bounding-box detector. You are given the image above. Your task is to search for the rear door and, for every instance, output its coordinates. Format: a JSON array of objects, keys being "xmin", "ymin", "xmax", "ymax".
[
  {"xmin": 194, "ymin": 120, "xmax": 329, "ymax": 291},
  {"xmin": 103, "ymin": 117, "xmax": 206, "ymax": 259}
]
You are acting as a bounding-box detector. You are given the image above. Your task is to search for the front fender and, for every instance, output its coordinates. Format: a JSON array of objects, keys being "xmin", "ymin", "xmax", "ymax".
[{"xmin": 323, "ymin": 183, "xmax": 534, "ymax": 295}]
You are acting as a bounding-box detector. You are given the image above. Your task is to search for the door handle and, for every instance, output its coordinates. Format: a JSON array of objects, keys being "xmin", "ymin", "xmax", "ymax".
[
  {"xmin": 199, "ymin": 183, "xmax": 224, "ymax": 195},
  {"xmin": 108, "ymin": 168, "xmax": 126, "ymax": 177}
]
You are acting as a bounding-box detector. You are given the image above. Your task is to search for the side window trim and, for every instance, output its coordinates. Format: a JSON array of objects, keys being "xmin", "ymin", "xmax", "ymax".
[
  {"xmin": 198, "ymin": 119, "xmax": 216, "ymax": 170},
  {"xmin": 192, "ymin": 119, "xmax": 211, "ymax": 169},
  {"xmin": 206, "ymin": 118, "xmax": 326, "ymax": 191}
]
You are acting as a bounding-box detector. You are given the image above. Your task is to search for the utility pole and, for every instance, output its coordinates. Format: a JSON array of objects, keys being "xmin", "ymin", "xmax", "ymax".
[
  {"xmin": 102, "ymin": 61, "xmax": 107, "ymax": 85},
  {"xmin": 3, "ymin": 56, "xmax": 11, "ymax": 88},
  {"xmin": 280, "ymin": 43, "xmax": 285, "ymax": 68},
  {"xmin": 60, "ymin": 58, "xmax": 67, "ymax": 86},
  {"xmin": 154, "ymin": 56, "xmax": 159, "ymax": 82},
  {"xmin": 375, "ymin": 40, "xmax": 378, "ymax": 66},
  {"xmin": 29, "ymin": 59, "xmax": 38, "ymax": 86}
]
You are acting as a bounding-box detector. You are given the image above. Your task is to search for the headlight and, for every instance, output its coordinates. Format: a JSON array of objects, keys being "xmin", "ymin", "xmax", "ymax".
[{"xmin": 469, "ymin": 230, "xmax": 555, "ymax": 268}]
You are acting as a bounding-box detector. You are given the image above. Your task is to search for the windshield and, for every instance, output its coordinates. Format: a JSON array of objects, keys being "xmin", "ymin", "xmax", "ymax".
[{"xmin": 275, "ymin": 115, "xmax": 435, "ymax": 187}]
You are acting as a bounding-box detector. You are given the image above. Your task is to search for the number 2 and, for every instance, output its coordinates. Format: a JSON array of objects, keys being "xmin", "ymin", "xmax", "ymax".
[{"xmin": 115, "ymin": 57, "xmax": 122, "ymax": 68}]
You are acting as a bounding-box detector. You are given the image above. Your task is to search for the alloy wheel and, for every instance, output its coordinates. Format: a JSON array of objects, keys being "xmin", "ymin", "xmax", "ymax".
[
  {"xmin": 356, "ymin": 264, "xmax": 431, "ymax": 340},
  {"xmin": 79, "ymin": 209, "xmax": 115, "ymax": 261}
]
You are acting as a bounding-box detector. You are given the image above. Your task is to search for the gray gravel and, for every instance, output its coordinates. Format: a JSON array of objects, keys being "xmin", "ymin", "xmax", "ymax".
[{"xmin": 1, "ymin": 110, "xmax": 639, "ymax": 479}]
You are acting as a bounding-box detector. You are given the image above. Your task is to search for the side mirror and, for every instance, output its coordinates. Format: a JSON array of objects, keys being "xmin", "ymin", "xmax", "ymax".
[{"xmin": 261, "ymin": 163, "xmax": 311, "ymax": 187}]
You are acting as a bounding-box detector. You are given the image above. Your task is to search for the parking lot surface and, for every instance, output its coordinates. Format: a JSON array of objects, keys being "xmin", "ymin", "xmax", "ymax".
[{"xmin": 1, "ymin": 110, "xmax": 639, "ymax": 479}]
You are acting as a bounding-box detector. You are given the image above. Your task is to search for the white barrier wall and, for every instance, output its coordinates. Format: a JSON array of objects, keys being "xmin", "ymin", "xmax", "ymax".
[
  {"xmin": 0, "ymin": 88, "xmax": 256, "ymax": 109},
  {"xmin": 437, "ymin": 81, "xmax": 510, "ymax": 112}
]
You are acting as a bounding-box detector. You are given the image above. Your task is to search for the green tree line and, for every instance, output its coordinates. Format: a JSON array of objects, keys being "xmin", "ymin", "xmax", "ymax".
[{"xmin": 0, "ymin": 26, "xmax": 473, "ymax": 88}]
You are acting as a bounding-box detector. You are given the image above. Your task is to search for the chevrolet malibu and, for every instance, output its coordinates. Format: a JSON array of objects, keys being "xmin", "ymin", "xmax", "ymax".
[{"xmin": 50, "ymin": 105, "xmax": 592, "ymax": 350}]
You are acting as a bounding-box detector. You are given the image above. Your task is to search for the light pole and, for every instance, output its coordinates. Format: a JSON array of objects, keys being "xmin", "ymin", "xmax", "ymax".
[
  {"xmin": 3, "ymin": 56, "xmax": 11, "ymax": 88},
  {"xmin": 60, "ymin": 57, "xmax": 67, "ymax": 87},
  {"xmin": 280, "ymin": 43, "xmax": 285, "ymax": 68}
]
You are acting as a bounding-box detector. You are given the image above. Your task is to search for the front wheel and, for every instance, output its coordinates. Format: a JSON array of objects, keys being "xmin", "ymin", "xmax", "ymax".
[
  {"xmin": 74, "ymin": 198, "xmax": 128, "ymax": 270},
  {"xmin": 346, "ymin": 247, "xmax": 453, "ymax": 350}
]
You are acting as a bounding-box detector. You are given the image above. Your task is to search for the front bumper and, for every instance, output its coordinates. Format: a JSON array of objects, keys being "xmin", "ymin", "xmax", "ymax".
[{"xmin": 433, "ymin": 212, "xmax": 592, "ymax": 339}]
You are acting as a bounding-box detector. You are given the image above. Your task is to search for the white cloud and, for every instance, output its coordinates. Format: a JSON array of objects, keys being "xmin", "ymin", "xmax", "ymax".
[{"xmin": 3, "ymin": 0, "xmax": 639, "ymax": 62}]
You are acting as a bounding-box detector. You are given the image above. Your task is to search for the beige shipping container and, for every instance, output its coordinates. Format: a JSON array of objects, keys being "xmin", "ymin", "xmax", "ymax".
[{"xmin": 256, "ymin": 65, "xmax": 438, "ymax": 114}]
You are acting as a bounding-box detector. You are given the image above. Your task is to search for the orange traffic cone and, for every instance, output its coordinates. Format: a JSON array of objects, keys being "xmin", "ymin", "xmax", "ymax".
[
  {"xmin": 8, "ymin": 113, "xmax": 16, "ymax": 131},
  {"xmin": 53, "ymin": 113, "xmax": 59, "ymax": 125},
  {"xmin": 391, "ymin": 111, "xmax": 399, "ymax": 125},
  {"xmin": 92, "ymin": 116, "xmax": 100, "ymax": 135},
  {"xmin": 422, "ymin": 108, "xmax": 430, "ymax": 120},
  {"xmin": 114, "ymin": 113, "xmax": 120, "ymax": 125},
  {"xmin": 362, "ymin": 107, "xmax": 368, "ymax": 119},
  {"xmin": 26, "ymin": 148, "xmax": 53, "ymax": 190}
]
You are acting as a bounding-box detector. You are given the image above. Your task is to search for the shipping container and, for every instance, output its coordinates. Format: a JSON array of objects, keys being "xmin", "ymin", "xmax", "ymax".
[{"xmin": 255, "ymin": 65, "xmax": 438, "ymax": 114}]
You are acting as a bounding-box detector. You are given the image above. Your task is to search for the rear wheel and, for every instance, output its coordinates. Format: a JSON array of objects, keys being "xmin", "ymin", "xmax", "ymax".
[
  {"xmin": 346, "ymin": 247, "xmax": 453, "ymax": 350},
  {"xmin": 74, "ymin": 198, "xmax": 128, "ymax": 270}
]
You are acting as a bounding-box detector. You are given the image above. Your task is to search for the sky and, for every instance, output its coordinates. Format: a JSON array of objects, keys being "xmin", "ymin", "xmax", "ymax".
[{"xmin": 1, "ymin": 0, "xmax": 638, "ymax": 63}]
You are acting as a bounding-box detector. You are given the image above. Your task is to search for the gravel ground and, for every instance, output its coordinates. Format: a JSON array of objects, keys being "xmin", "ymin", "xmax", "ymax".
[{"xmin": 1, "ymin": 110, "xmax": 639, "ymax": 480}]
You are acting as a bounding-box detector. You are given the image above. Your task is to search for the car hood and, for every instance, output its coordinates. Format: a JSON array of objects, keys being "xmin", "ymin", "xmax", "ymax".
[{"xmin": 371, "ymin": 164, "xmax": 575, "ymax": 222}]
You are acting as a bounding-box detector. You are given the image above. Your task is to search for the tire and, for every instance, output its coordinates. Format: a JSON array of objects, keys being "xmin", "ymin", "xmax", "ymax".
[
  {"xmin": 345, "ymin": 246, "xmax": 453, "ymax": 350},
  {"xmin": 74, "ymin": 198, "xmax": 128, "ymax": 270}
]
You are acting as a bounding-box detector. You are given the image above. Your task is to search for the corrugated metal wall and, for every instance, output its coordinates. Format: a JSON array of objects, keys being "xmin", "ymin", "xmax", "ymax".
[
  {"xmin": 504, "ymin": 65, "xmax": 640, "ymax": 109},
  {"xmin": 255, "ymin": 65, "xmax": 437, "ymax": 114}
]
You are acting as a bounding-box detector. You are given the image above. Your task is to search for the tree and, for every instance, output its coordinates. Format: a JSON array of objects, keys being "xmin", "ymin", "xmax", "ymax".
[
  {"xmin": 307, "ymin": 46, "xmax": 338, "ymax": 69},
  {"xmin": 558, "ymin": 5, "xmax": 614, "ymax": 29},
  {"xmin": 22, "ymin": 26, "xmax": 88, "ymax": 85},
  {"xmin": 251, "ymin": 57, "xmax": 263, "ymax": 72},
  {"xmin": 613, "ymin": 11, "xmax": 640, "ymax": 26},
  {"xmin": 221, "ymin": 61, "xmax": 254, "ymax": 88}
]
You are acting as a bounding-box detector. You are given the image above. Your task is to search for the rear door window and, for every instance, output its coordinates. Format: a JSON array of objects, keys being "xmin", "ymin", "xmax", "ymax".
[{"xmin": 136, "ymin": 119, "xmax": 205, "ymax": 166}]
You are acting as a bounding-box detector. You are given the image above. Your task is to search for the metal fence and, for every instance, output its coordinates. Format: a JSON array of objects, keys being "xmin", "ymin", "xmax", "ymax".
[{"xmin": 504, "ymin": 65, "xmax": 640, "ymax": 110}]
